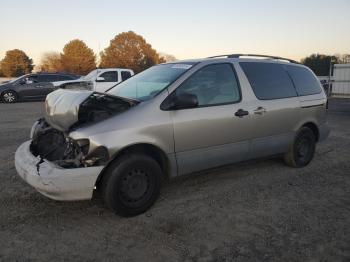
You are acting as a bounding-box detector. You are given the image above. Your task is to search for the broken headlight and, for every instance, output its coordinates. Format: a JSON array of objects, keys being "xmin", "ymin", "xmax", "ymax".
[
  {"xmin": 75, "ymin": 138, "xmax": 90, "ymax": 155},
  {"xmin": 82, "ymin": 146, "xmax": 109, "ymax": 166}
]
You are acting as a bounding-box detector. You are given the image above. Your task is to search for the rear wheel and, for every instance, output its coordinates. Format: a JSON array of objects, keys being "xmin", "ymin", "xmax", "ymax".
[
  {"xmin": 100, "ymin": 154, "xmax": 162, "ymax": 216},
  {"xmin": 284, "ymin": 127, "xmax": 316, "ymax": 168},
  {"xmin": 2, "ymin": 90, "xmax": 18, "ymax": 103}
]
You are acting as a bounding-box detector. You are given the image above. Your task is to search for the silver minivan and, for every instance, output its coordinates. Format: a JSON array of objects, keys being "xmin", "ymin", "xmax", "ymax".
[{"xmin": 15, "ymin": 54, "xmax": 330, "ymax": 216}]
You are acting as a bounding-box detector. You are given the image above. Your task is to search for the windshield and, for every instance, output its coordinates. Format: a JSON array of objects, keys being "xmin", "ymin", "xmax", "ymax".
[
  {"xmin": 107, "ymin": 63, "xmax": 196, "ymax": 101},
  {"xmin": 81, "ymin": 70, "xmax": 97, "ymax": 80},
  {"xmin": 7, "ymin": 75, "xmax": 26, "ymax": 84}
]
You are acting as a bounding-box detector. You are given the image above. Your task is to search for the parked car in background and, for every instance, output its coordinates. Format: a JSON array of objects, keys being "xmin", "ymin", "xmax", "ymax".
[
  {"xmin": 0, "ymin": 72, "xmax": 79, "ymax": 103},
  {"xmin": 52, "ymin": 68, "xmax": 134, "ymax": 93},
  {"xmin": 15, "ymin": 54, "xmax": 330, "ymax": 216}
]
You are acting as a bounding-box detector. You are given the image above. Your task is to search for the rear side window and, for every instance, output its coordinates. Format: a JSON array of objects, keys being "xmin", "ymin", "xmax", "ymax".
[
  {"xmin": 58, "ymin": 75, "xmax": 75, "ymax": 81},
  {"xmin": 100, "ymin": 71, "xmax": 118, "ymax": 82},
  {"xmin": 37, "ymin": 74, "xmax": 58, "ymax": 82},
  {"xmin": 121, "ymin": 71, "xmax": 132, "ymax": 81},
  {"xmin": 240, "ymin": 62, "xmax": 297, "ymax": 100},
  {"xmin": 286, "ymin": 65, "xmax": 322, "ymax": 96}
]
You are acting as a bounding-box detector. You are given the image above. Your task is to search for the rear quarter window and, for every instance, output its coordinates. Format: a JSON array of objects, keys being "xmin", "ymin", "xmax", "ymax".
[
  {"xmin": 240, "ymin": 62, "xmax": 297, "ymax": 100},
  {"xmin": 58, "ymin": 75, "xmax": 76, "ymax": 81},
  {"xmin": 286, "ymin": 65, "xmax": 322, "ymax": 96},
  {"xmin": 121, "ymin": 71, "xmax": 132, "ymax": 81}
]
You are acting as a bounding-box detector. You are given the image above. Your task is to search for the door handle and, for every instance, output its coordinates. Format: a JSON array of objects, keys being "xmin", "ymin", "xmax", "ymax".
[
  {"xmin": 36, "ymin": 85, "xmax": 44, "ymax": 88},
  {"xmin": 234, "ymin": 109, "xmax": 249, "ymax": 118},
  {"xmin": 253, "ymin": 106, "xmax": 267, "ymax": 115}
]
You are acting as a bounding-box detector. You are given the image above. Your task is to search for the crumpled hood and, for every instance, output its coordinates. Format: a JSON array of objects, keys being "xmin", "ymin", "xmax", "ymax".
[
  {"xmin": 45, "ymin": 89, "xmax": 93, "ymax": 132},
  {"xmin": 44, "ymin": 89, "xmax": 137, "ymax": 132}
]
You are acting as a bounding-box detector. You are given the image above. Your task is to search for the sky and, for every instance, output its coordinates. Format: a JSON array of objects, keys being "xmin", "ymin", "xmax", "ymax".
[{"xmin": 0, "ymin": 0, "xmax": 349, "ymax": 66}]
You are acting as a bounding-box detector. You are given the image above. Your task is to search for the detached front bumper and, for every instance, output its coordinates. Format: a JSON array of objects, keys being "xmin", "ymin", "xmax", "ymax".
[{"xmin": 15, "ymin": 141, "xmax": 104, "ymax": 201}]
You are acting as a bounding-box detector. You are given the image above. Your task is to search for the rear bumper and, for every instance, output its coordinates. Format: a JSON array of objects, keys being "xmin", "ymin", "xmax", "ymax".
[
  {"xmin": 319, "ymin": 122, "xmax": 331, "ymax": 142},
  {"xmin": 15, "ymin": 141, "xmax": 103, "ymax": 201}
]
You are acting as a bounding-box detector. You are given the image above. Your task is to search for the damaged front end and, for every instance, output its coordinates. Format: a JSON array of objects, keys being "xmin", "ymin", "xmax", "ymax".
[
  {"xmin": 30, "ymin": 89, "xmax": 138, "ymax": 168},
  {"xmin": 30, "ymin": 119, "xmax": 92, "ymax": 168}
]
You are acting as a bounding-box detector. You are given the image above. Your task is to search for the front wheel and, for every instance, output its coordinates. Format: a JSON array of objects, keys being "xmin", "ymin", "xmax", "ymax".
[
  {"xmin": 100, "ymin": 154, "xmax": 162, "ymax": 217},
  {"xmin": 2, "ymin": 90, "xmax": 18, "ymax": 103},
  {"xmin": 284, "ymin": 127, "xmax": 316, "ymax": 168}
]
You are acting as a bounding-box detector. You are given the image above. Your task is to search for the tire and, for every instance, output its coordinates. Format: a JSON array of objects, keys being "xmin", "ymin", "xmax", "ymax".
[
  {"xmin": 2, "ymin": 90, "xmax": 18, "ymax": 103},
  {"xmin": 100, "ymin": 154, "xmax": 162, "ymax": 216},
  {"xmin": 284, "ymin": 127, "xmax": 316, "ymax": 168}
]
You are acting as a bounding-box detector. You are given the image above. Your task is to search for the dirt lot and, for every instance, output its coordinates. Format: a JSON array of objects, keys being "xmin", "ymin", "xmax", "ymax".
[{"xmin": 0, "ymin": 99, "xmax": 349, "ymax": 262}]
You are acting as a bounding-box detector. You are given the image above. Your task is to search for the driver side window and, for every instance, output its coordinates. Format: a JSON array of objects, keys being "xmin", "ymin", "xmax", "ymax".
[
  {"xmin": 175, "ymin": 63, "xmax": 240, "ymax": 107},
  {"xmin": 22, "ymin": 75, "xmax": 38, "ymax": 84}
]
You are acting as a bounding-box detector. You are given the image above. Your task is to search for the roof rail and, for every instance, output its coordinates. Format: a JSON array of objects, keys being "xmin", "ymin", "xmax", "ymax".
[{"xmin": 207, "ymin": 54, "xmax": 299, "ymax": 64}]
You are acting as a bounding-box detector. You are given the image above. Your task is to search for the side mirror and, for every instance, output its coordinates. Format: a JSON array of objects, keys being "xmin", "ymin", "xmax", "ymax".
[
  {"xmin": 96, "ymin": 76, "xmax": 105, "ymax": 82},
  {"xmin": 161, "ymin": 92, "xmax": 198, "ymax": 110}
]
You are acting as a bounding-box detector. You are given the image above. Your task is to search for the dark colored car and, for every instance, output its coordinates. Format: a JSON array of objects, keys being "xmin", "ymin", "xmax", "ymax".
[{"xmin": 0, "ymin": 73, "xmax": 80, "ymax": 103}]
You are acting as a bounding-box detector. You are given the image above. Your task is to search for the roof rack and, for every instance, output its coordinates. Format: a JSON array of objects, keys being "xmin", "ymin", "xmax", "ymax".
[{"xmin": 207, "ymin": 54, "xmax": 299, "ymax": 64}]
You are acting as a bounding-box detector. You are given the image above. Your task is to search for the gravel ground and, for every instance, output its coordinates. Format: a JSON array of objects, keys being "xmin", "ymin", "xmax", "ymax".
[{"xmin": 0, "ymin": 99, "xmax": 349, "ymax": 262}]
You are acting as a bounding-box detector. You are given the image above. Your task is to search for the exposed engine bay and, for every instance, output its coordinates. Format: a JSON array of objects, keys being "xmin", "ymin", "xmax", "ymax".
[
  {"xmin": 30, "ymin": 90, "xmax": 139, "ymax": 168},
  {"xmin": 30, "ymin": 119, "xmax": 86, "ymax": 168}
]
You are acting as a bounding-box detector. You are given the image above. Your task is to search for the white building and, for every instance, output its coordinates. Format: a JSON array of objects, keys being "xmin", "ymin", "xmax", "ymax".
[{"xmin": 332, "ymin": 64, "xmax": 350, "ymax": 96}]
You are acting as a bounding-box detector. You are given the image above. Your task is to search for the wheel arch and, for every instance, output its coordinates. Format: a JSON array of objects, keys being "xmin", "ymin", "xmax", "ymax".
[
  {"xmin": 301, "ymin": 122, "xmax": 320, "ymax": 142},
  {"xmin": 95, "ymin": 143, "xmax": 171, "ymax": 188},
  {"xmin": 1, "ymin": 89, "xmax": 19, "ymax": 102}
]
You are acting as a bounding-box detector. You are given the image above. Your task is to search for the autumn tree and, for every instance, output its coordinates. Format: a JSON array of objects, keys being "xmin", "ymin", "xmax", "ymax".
[
  {"xmin": 0, "ymin": 49, "xmax": 34, "ymax": 77},
  {"xmin": 39, "ymin": 52, "xmax": 63, "ymax": 72},
  {"xmin": 159, "ymin": 53, "xmax": 177, "ymax": 62},
  {"xmin": 100, "ymin": 31, "xmax": 165, "ymax": 73},
  {"xmin": 60, "ymin": 39, "xmax": 96, "ymax": 75}
]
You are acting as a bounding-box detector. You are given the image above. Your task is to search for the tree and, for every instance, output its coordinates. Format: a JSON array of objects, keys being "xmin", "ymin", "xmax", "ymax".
[
  {"xmin": 338, "ymin": 54, "xmax": 350, "ymax": 64},
  {"xmin": 60, "ymin": 39, "xmax": 96, "ymax": 75},
  {"xmin": 39, "ymin": 52, "xmax": 63, "ymax": 72},
  {"xmin": 301, "ymin": 54, "xmax": 338, "ymax": 76},
  {"xmin": 159, "ymin": 53, "xmax": 177, "ymax": 62},
  {"xmin": 100, "ymin": 31, "xmax": 165, "ymax": 73},
  {"xmin": 0, "ymin": 49, "xmax": 33, "ymax": 77}
]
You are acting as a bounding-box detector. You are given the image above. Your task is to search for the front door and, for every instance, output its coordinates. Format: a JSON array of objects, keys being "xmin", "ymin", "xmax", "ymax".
[
  {"xmin": 170, "ymin": 63, "xmax": 252, "ymax": 175},
  {"xmin": 16, "ymin": 75, "xmax": 43, "ymax": 99}
]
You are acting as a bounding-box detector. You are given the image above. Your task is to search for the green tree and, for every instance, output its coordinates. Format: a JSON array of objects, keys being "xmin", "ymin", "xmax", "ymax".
[
  {"xmin": 60, "ymin": 39, "xmax": 96, "ymax": 75},
  {"xmin": 100, "ymin": 31, "xmax": 165, "ymax": 73},
  {"xmin": 0, "ymin": 49, "xmax": 34, "ymax": 77},
  {"xmin": 301, "ymin": 54, "xmax": 338, "ymax": 76}
]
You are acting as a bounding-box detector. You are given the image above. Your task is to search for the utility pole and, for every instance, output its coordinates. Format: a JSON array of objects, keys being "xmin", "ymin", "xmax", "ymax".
[{"xmin": 328, "ymin": 59, "xmax": 333, "ymax": 97}]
